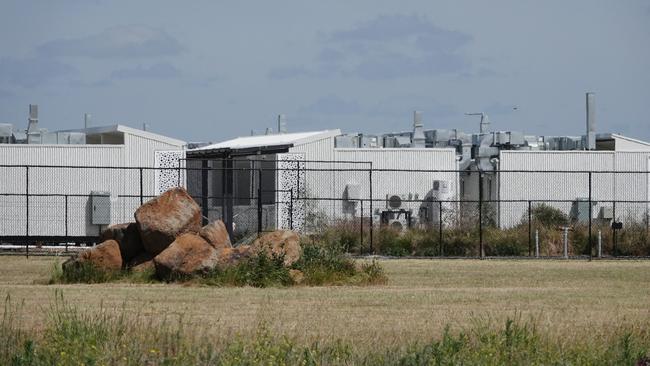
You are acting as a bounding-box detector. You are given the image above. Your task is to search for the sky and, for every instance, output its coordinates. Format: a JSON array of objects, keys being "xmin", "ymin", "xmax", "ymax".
[{"xmin": 1, "ymin": 0, "xmax": 649, "ymax": 143}]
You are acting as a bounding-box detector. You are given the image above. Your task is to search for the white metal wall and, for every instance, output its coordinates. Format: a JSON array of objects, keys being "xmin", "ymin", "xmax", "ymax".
[
  {"xmin": 498, "ymin": 151, "xmax": 650, "ymax": 227},
  {"xmin": 333, "ymin": 148, "xmax": 458, "ymax": 223},
  {"xmin": 0, "ymin": 135, "xmax": 184, "ymax": 238},
  {"xmin": 288, "ymin": 139, "xmax": 459, "ymax": 225}
]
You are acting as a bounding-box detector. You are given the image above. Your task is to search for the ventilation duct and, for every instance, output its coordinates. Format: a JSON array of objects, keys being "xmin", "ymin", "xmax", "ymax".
[{"xmin": 412, "ymin": 110, "xmax": 425, "ymax": 148}]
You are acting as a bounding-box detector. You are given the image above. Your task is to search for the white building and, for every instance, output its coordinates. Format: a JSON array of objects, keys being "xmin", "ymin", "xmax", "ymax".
[
  {"xmin": 497, "ymin": 139, "xmax": 650, "ymax": 228},
  {"xmin": 0, "ymin": 124, "xmax": 186, "ymax": 240},
  {"xmin": 186, "ymin": 130, "xmax": 459, "ymax": 233}
]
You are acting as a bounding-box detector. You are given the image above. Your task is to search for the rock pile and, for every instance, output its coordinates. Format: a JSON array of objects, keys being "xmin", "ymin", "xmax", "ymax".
[{"xmin": 63, "ymin": 187, "xmax": 301, "ymax": 279}]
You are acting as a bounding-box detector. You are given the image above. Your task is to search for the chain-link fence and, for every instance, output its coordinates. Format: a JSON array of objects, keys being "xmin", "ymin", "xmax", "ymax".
[{"xmin": 1, "ymin": 162, "xmax": 649, "ymax": 258}]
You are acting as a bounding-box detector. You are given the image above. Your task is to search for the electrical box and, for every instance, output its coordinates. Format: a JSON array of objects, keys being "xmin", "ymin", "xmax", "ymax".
[{"xmin": 91, "ymin": 191, "xmax": 111, "ymax": 225}]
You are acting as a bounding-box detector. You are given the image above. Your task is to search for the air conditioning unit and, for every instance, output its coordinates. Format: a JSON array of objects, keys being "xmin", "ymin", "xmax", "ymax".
[
  {"xmin": 386, "ymin": 193, "xmax": 419, "ymax": 209},
  {"xmin": 433, "ymin": 180, "xmax": 450, "ymax": 200},
  {"xmin": 380, "ymin": 210, "xmax": 412, "ymax": 231}
]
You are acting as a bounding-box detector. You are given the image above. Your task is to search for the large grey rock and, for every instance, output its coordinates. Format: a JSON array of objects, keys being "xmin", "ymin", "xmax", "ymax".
[
  {"xmin": 135, "ymin": 188, "xmax": 202, "ymax": 255},
  {"xmin": 153, "ymin": 233, "xmax": 219, "ymax": 278}
]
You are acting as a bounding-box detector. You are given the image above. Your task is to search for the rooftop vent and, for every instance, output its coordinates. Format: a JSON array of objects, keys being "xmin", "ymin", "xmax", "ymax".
[{"xmin": 412, "ymin": 110, "xmax": 425, "ymax": 148}]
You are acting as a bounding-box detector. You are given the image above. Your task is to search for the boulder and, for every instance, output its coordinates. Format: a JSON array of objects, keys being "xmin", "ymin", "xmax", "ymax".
[
  {"xmin": 251, "ymin": 230, "xmax": 301, "ymax": 266},
  {"xmin": 199, "ymin": 220, "xmax": 231, "ymax": 249},
  {"xmin": 135, "ymin": 188, "xmax": 202, "ymax": 255},
  {"xmin": 64, "ymin": 240, "xmax": 123, "ymax": 272},
  {"xmin": 99, "ymin": 223, "xmax": 129, "ymax": 242},
  {"xmin": 153, "ymin": 233, "xmax": 219, "ymax": 278},
  {"xmin": 127, "ymin": 251, "xmax": 154, "ymax": 268},
  {"xmin": 132, "ymin": 259, "xmax": 155, "ymax": 273},
  {"xmin": 216, "ymin": 245, "xmax": 252, "ymax": 268},
  {"xmin": 99, "ymin": 222, "xmax": 143, "ymax": 263}
]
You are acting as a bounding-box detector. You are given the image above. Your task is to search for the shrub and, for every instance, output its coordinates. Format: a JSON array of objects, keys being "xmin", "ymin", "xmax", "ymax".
[
  {"xmin": 531, "ymin": 203, "xmax": 569, "ymax": 227},
  {"xmin": 201, "ymin": 254, "xmax": 293, "ymax": 288}
]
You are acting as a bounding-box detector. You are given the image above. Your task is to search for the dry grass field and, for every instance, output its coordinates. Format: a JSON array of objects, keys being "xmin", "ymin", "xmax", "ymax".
[{"xmin": 1, "ymin": 255, "xmax": 649, "ymax": 351}]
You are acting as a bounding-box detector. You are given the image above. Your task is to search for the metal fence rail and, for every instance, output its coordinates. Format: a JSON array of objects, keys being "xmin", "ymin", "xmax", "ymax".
[{"xmin": 0, "ymin": 163, "xmax": 649, "ymax": 259}]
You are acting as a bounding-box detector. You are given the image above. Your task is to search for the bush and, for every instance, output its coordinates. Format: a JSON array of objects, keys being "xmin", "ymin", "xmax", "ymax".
[
  {"xmin": 294, "ymin": 241, "xmax": 387, "ymax": 285},
  {"xmin": 531, "ymin": 203, "xmax": 569, "ymax": 227},
  {"xmin": 201, "ymin": 254, "xmax": 293, "ymax": 288}
]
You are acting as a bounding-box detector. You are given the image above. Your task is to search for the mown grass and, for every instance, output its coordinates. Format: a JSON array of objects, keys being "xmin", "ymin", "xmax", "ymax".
[
  {"xmin": 2, "ymin": 292, "xmax": 649, "ymax": 365},
  {"xmin": 49, "ymin": 241, "xmax": 387, "ymax": 288}
]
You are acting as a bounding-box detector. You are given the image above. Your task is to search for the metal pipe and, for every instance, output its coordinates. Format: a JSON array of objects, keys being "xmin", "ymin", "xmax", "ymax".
[
  {"xmin": 535, "ymin": 229, "xmax": 539, "ymax": 258},
  {"xmin": 562, "ymin": 226, "xmax": 569, "ymax": 259},
  {"xmin": 598, "ymin": 230, "xmax": 602, "ymax": 258}
]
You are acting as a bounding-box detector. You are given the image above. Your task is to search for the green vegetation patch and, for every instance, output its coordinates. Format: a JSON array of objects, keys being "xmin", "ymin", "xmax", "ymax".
[{"xmin": 3, "ymin": 294, "xmax": 649, "ymax": 365}]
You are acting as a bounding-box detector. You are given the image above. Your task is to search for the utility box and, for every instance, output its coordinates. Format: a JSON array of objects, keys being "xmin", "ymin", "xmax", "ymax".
[
  {"xmin": 91, "ymin": 191, "xmax": 111, "ymax": 225},
  {"xmin": 599, "ymin": 206, "xmax": 613, "ymax": 219}
]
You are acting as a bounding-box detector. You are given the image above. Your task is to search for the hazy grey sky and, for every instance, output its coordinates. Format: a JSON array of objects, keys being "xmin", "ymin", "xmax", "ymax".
[{"xmin": 1, "ymin": 0, "xmax": 649, "ymax": 142}]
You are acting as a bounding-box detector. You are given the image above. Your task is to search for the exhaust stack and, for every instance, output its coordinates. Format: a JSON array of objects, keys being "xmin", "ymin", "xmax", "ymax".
[
  {"xmin": 84, "ymin": 113, "xmax": 91, "ymax": 129},
  {"xmin": 412, "ymin": 110, "xmax": 425, "ymax": 148},
  {"xmin": 277, "ymin": 114, "xmax": 287, "ymax": 134},
  {"xmin": 27, "ymin": 104, "xmax": 38, "ymax": 133},
  {"xmin": 586, "ymin": 92, "xmax": 596, "ymax": 150}
]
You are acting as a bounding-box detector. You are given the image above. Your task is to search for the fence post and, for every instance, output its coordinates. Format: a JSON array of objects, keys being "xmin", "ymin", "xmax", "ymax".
[
  {"xmin": 589, "ymin": 172, "xmax": 593, "ymax": 260},
  {"xmin": 257, "ymin": 169, "xmax": 262, "ymax": 236},
  {"xmin": 25, "ymin": 166, "xmax": 29, "ymax": 259},
  {"xmin": 535, "ymin": 229, "xmax": 539, "ymax": 258},
  {"xmin": 369, "ymin": 167, "xmax": 373, "ymax": 253},
  {"xmin": 139, "ymin": 168, "xmax": 144, "ymax": 205},
  {"xmin": 528, "ymin": 200, "xmax": 533, "ymax": 257},
  {"xmin": 360, "ymin": 199, "xmax": 363, "ymax": 254},
  {"xmin": 478, "ymin": 171, "xmax": 484, "ymax": 258},
  {"xmin": 612, "ymin": 200, "xmax": 617, "ymax": 257},
  {"xmin": 439, "ymin": 200, "xmax": 443, "ymax": 257},
  {"xmin": 65, "ymin": 195, "xmax": 69, "ymax": 253}
]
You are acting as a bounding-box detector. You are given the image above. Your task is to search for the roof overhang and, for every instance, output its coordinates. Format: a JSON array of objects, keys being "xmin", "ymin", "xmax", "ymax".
[{"xmin": 186, "ymin": 144, "xmax": 293, "ymax": 158}]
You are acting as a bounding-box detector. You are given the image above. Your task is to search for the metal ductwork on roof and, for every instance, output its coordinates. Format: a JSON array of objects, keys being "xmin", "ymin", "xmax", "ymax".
[{"xmin": 412, "ymin": 110, "xmax": 425, "ymax": 148}]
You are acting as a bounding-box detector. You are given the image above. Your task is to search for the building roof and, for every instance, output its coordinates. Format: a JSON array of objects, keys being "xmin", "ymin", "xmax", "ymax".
[
  {"xmin": 61, "ymin": 124, "xmax": 186, "ymax": 147},
  {"xmin": 597, "ymin": 133, "xmax": 650, "ymax": 148},
  {"xmin": 190, "ymin": 129, "xmax": 341, "ymax": 151}
]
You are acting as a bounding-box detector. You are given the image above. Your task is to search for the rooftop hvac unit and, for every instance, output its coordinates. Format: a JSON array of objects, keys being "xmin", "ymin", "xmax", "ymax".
[
  {"xmin": 335, "ymin": 134, "xmax": 359, "ymax": 148},
  {"xmin": 0, "ymin": 123, "xmax": 13, "ymax": 143},
  {"xmin": 359, "ymin": 135, "xmax": 378, "ymax": 148}
]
